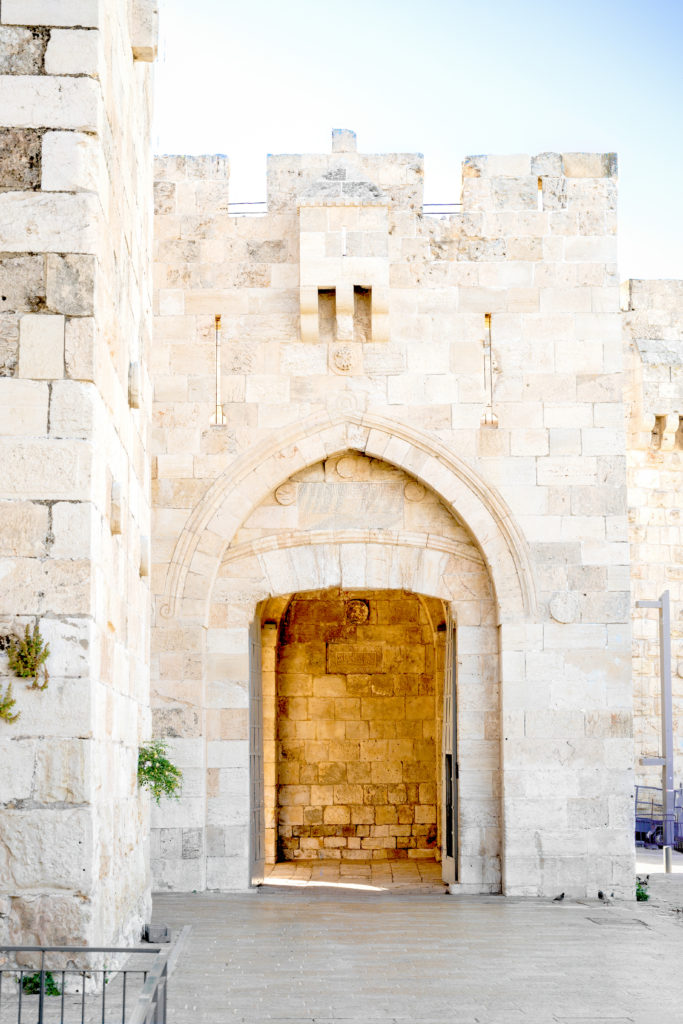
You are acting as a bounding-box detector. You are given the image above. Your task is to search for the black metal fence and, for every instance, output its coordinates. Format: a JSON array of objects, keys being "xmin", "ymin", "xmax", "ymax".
[{"xmin": 0, "ymin": 927, "xmax": 190, "ymax": 1024}]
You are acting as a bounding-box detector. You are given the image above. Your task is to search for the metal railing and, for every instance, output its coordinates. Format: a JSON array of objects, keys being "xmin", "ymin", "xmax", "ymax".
[
  {"xmin": 0, "ymin": 927, "xmax": 190, "ymax": 1024},
  {"xmin": 225, "ymin": 201, "xmax": 463, "ymax": 216},
  {"xmin": 422, "ymin": 203, "xmax": 462, "ymax": 215}
]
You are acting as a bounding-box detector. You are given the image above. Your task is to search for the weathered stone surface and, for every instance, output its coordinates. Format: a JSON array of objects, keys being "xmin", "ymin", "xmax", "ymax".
[
  {"xmin": 130, "ymin": 0, "xmax": 159, "ymax": 61},
  {"xmin": 562, "ymin": 152, "xmax": 617, "ymax": 178},
  {"xmin": 0, "ymin": 255, "xmax": 46, "ymax": 312},
  {"xmin": 44, "ymin": 28, "xmax": 99, "ymax": 75},
  {"xmin": 0, "ymin": 313, "xmax": 19, "ymax": 375},
  {"xmin": 0, "ymin": 809, "xmax": 93, "ymax": 889},
  {"xmin": 64, "ymin": 315, "xmax": 95, "ymax": 380},
  {"xmin": 0, "ymin": 0, "xmax": 153, "ymax": 954},
  {"xmin": 46, "ymin": 253, "xmax": 95, "ymax": 315},
  {"xmin": 0, "ymin": 192, "xmax": 100, "ymax": 253},
  {"xmin": 1, "ymin": 1, "xmax": 100, "ymax": 29},
  {"xmin": 18, "ymin": 312, "xmax": 64, "ymax": 378},
  {"xmin": 42, "ymin": 131, "xmax": 101, "ymax": 192},
  {"xmin": 0, "ymin": 76, "xmax": 99, "ymax": 130},
  {"xmin": 0, "ymin": 26, "xmax": 48, "ymax": 74},
  {"xmin": 0, "ymin": 500, "xmax": 48, "ymax": 556},
  {"xmin": 8, "ymin": 893, "xmax": 92, "ymax": 947},
  {"xmin": 0, "ymin": 128, "xmax": 41, "ymax": 191},
  {"xmin": 0, "ymin": 378, "xmax": 48, "ymax": 435}
]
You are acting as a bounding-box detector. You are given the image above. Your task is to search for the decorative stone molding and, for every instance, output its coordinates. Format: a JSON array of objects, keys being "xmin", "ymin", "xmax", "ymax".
[
  {"xmin": 332, "ymin": 345, "xmax": 354, "ymax": 373},
  {"xmin": 549, "ymin": 592, "xmax": 578, "ymax": 624},
  {"xmin": 345, "ymin": 599, "xmax": 369, "ymax": 623},
  {"xmin": 157, "ymin": 412, "xmax": 537, "ymax": 623},
  {"xmin": 404, "ymin": 481, "xmax": 426, "ymax": 502},
  {"xmin": 274, "ymin": 483, "xmax": 296, "ymax": 506}
]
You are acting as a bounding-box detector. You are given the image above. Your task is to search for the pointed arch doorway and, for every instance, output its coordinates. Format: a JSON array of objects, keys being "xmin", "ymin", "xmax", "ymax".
[{"xmin": 248, "ymin": 588, "xmax": 462, "ymax": 888}]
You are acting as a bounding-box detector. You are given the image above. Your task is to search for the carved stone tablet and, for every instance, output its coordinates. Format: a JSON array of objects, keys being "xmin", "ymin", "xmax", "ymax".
[
  {"xmin": 298, "ymin": 481, "xmax": 403, "ymax": 529},
  {"xmin": 327, "ymin": 643, "xmax": 383, "ymax": 673},
  {"xmin": 345, "ymin": 599, "xmax": 369, "ymax": 623}
]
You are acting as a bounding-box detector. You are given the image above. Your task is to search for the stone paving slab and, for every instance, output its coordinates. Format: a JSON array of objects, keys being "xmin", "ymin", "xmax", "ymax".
[{"xmin": 153, "ymin": 889, "xmax": 681, "ymax": 1024}]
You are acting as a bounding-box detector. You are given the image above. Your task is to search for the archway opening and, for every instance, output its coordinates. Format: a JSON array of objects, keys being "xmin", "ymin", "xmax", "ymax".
[{"xmin": 259, "ymin": 587, "xmax": 451, "ymax": 887}]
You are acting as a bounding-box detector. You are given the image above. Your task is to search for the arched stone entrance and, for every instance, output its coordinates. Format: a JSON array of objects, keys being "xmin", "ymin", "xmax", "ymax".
[
  {"xmin": 191, "ymin": 452, "xmax": 501, "ymax": 892},
  {"xmin": 151, "ymin": 421, "xmax": 539, "ymax": 895}
]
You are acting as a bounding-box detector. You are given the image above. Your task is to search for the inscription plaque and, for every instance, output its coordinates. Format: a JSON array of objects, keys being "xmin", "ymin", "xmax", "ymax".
[
  {"xmin": 327, "ymin": 643, "xmax": 383, "ymax": 674},
  {"xmin": 298, "ymin": 481, "xmax": 403, "ymax": 530}
]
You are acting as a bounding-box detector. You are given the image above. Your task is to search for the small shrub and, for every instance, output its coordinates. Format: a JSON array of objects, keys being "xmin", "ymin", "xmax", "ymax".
[
  {"xmin": 138, "ymin": 740, "xmax": 183, "ymax": 804},
  {"xmin": 636, "ymin": 880, "xmax": 649, "ymax": 902},
  {"xmin": 20, "ymin": 972, "xmax": 61, "ymax": 996},
  {"xmin": 8, "ymin": 623, "xmax": 49, "ymax": 690},
  {"xmin": 0, "ymin": 680, "xmax": 19, "ymax": 723}
]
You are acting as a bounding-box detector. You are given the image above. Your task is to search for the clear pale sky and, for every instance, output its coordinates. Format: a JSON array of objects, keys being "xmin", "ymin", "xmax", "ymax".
[{"xmin": 154, "ymin": 0, "xmax": 683, "ymax": 281}]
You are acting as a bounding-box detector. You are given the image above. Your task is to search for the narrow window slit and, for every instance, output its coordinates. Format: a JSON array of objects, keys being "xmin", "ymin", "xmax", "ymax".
[
  {"xmin": 318, "ymin": 288, "xmax": 336, "ymax": 342},
  {"xmin": 353, "ymin": 285, "xmax": 372, "ymax": 343},
  {"xmin": 651, "ymin": 415, "xmax": 666, "ymax": 449}
]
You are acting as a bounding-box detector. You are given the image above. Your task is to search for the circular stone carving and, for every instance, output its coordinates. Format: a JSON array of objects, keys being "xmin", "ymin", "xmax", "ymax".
[
  {"xmin": 404, "ymin": 481, "xmax": 426, "ymax": 502},
  {"xmin": 336, "ymin": 456, "xmax": 357, "ymax": 479},
  {"xmin": 274, "ymin": 482, "xmax": 297, "ymax": 506},
  {"xmin": 333, "ymin": 346, "xmax": 353, "ymax": 372},
  {"xmin": 549, "ymin": 592, "xmax": 578, "ymax": 624},
  {"xmin": 346, "ymin": 599, "xmax": 370, "ymax": 624}
]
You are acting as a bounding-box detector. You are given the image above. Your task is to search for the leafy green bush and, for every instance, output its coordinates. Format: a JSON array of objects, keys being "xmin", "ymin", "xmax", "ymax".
[
  {"xmin": 636, "ymin": 880, "xmax": 649, "ymax": 902},
  {"xmin": 20, "ymin": 972, "xmax": 61, "ymax": 996},
  {"xmin": 0, "ymin": 679, "xmax": 19, "ymax": 724},
  {"xmin": 8, "ymin": 623, "xmax": 49, "ymax": 690},
  {"xmin": 138, "ymin": 740, "xmax": 183, "ymax": 804}
]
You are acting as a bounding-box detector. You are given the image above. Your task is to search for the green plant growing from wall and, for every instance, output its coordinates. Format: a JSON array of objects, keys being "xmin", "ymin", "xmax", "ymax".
[
  {"xmin": 8, "ymin": 623, "xmax": 50, "ymax": 690},
  {"xmin": 20, "ymin": 972, "xmax": 61, "ymax": 996},
  {"xmin": 0, "ymin": 679, "xmax": 19, "ymax": 723},
  {"xmin": 137, "ymin": 740, "xmax": 183, "ymax": 804}
]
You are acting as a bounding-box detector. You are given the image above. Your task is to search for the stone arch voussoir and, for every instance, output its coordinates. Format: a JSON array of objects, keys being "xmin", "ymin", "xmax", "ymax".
[{"xmin": 158, "ymin": 411, "xmax": 537, "ymax": 624}]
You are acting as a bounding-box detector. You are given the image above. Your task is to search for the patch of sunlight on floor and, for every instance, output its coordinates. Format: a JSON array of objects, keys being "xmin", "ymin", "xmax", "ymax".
[{"xmin": 262, "ymin": 876, "xmax": 388, "ymax": 891}]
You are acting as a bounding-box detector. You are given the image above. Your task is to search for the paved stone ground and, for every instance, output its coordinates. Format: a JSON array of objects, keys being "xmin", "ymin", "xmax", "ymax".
[
  {"xmin": 264, "ymin": 857, "xmax": 446, "ymax": 892},
  {"xmin": 153, "ymin": 876, "xmax": 683, "ymax": 1024}
]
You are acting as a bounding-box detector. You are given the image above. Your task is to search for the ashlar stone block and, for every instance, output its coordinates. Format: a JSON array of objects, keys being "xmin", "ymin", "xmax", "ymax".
[
  {"xmin": 42, "ymin": 131, "xmax": 100, "ymax": 193},
  {"xmin": 46, "ymin": 254, "xmax": 95, "ymax": 315},
  {"xmin": 0, "ymin": 192, "xmax": 100, "ymax": 253},
  {"xmin": 0, "ymin": 26, "xmax": 48, "ymax": 74},
  {"xmin": 0, "ymin": 378, "xmax": 48, "ymax": 434},
  {"xmin": 18, "ymin": 313, "xmax": 64, "ymax": 379},
  {"xmin": 0, "ymin": 76, "xmax": 99, "ymax": 131},
  {"xmin": 0, "ymin": 128, "xmax": 41, "ymax": 190},
  {"xmin": 44, "ymin": 28, "xmax": 100, "ymax": 76},
  {"xmin": 0, "ymin": 255, "xmax": 45, "ymax": 313},
  {"xmin": 1, "ymin": 0, "xmax": 100, "ymax": 28}
]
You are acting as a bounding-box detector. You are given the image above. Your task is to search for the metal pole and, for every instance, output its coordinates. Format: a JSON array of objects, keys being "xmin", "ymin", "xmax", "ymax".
[
  {"xmin": 636, "ymin": 590, "xmax": 675, "ymax": 871},
  {"xmin": 660, "ymin": 591, "xmax": 674, "ymax": 855},
  {"xmin": 38, "ymin": 950, "xmax": 45, "ymax": 1024}
]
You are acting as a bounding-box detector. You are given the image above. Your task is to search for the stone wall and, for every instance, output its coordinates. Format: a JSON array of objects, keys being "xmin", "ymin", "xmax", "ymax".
[
  {"xmin": 622, "ymin": 280, "xmax": 683, "ymax": 788},
  {"xmin": 0, "ymin": 0, "xmax": 157, "ymax": 945},
  {"xmin": 148, "ymin": 134, "xmax": 634, "ymax": 898},
  {"xmin": 274, "ymin": 589, "xmax": 441, "ymax": 862}
]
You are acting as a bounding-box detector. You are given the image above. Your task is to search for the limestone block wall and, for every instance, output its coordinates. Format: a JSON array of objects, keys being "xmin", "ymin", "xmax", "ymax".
[
  {"xmin": 622, "ymin": 280, "xmax": 683, "ymax": 787},
  {"xmin": 0, "ymin": 0, "xmax": 156, "ymax": 945},
  {"xmin": 274, "ymin": 590, "xmax": 442, "ymax": 862},
  {"xmin": 151, "ymin": 136, "xmax": 634, "ymax": 898}
]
